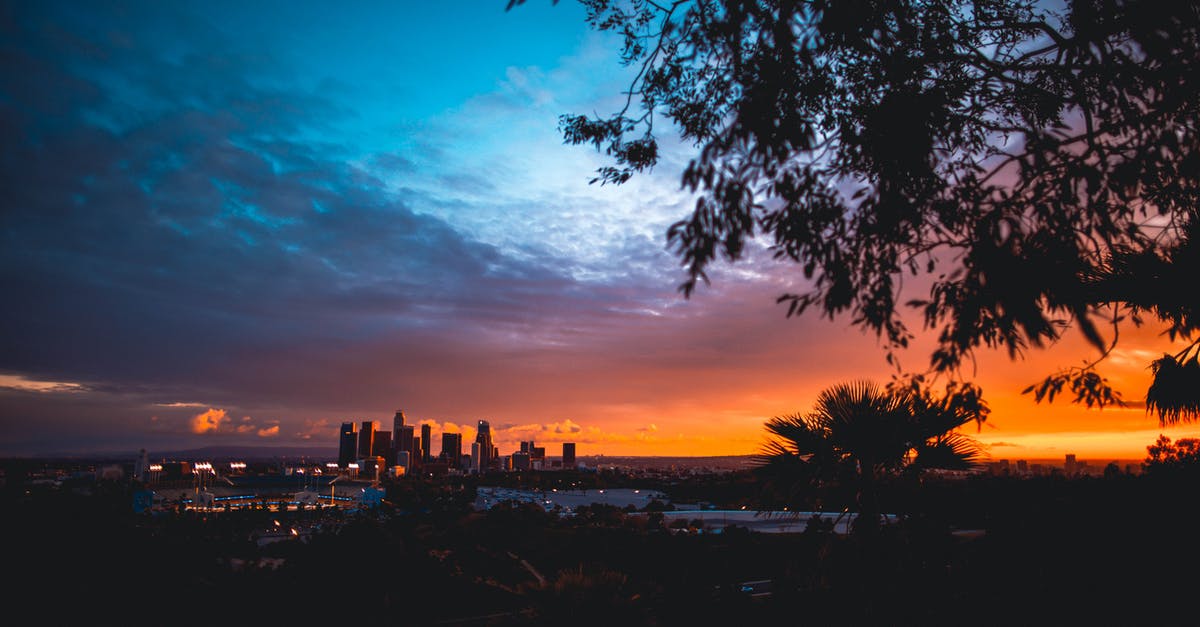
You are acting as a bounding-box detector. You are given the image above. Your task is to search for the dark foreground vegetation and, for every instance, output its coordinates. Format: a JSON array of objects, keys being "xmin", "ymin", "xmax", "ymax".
[{"xmin": 5, "ymin": 454, "xmax": 1199, "ymax": 626}]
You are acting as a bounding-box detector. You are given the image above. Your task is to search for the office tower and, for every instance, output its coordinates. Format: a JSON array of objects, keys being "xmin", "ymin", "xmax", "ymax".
[
  {"xmin": 531, "ymin": 446, "xmax": 545, "ymax": 462},
  {"xmin": 471, "ymin": 441, "xmax": 482, "ymax": 473},
  {"xmin": 441, "ymin": 432, "xmax": 463, "ymax": 464},
  {"xmin": 393, "ymin": 409, "xmax": 406, "ymax": 433},
  {"xmin": 339, "ymin": 422, "xmax": 358, "ymax": 467},
  {"xmin": 476, "ymin": 420, "xmax": 493, "ymax": 471},
  {"xmin": 1065, "ymin": 453, "xmax": 1077, "ymax": 475},
  {"xmin": 521, "ymin": 440, "xmax": 534, "ymax": 454},
  {"xmin": 512, "ymin": 451, "xmax": 531, "ymax": 471},
  {"xmin": 135, "ymin": 448, "xmax": 149, "ymax": 483},
  {"xmin": 358, "ymin": 420, "xmax": 378, "ymax": 459},
  {"xmin": 396, "ymin": 425, "xmax": 415, "ymax": 466},
  {"xmin": 414, "ymin": 436, "xmax": 423, "ymax": 468},
  {"xmin": 421, "ymin": 423, "xmax": 433, "ymax": 463},
  {"xmin": 562, "ymin": 442, "xmax": 576, "ymax": 468},
  {"xmin": 374, "ymin": 430, "xmax": 393, "ymax": 466}
]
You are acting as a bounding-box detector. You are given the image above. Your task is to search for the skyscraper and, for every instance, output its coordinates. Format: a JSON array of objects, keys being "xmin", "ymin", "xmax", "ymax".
[
  {"xmin": 421, "ymin": 423, "xmax": 432, "ymax": 463},
  {"xmin": 562, "ymin": 442, "xmax": 576, "ymax": 468},
  {"xmin": 441, "ymin": 432, "xmax": 462, "ymax": 465},
  {"xmin": 396, "ymin": 425, "xmax": 415, "ymax": 467},
  {"xmin": 475, "ymin": 420, "xmax": 493, "ymax": 471},
  {"xmin": 393, "ymin": 409, "xmax": 406, "ymax": 434},
  {"xmin": 358, "ymin": 420, "xmax": 378, "ymax": 459},
  {"xmin": 339, "ymin": 422, "xmax": 358, "ymax": 467},
  {"xmin": 374, "ymin": 430, "xmax": 393, "ymax": 466}
]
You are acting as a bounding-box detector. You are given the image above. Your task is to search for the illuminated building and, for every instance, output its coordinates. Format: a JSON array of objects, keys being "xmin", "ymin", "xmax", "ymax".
[
  {"xmin": 358, "ymin": 420, "xmax": 378, "ymax": 458},
  {"xmin": 339, "ymin": 422, "xmax": 357, "ymax": 467},
  {"xmin": 476, "ymin": 420, "xmax": 493, "ymax": 471},
  {"xmin": 360, "ymin": 455, "xmax": 385, "ymax": 481}
]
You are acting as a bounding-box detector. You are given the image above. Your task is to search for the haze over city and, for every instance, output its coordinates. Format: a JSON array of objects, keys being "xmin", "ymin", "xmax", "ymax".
[{"xmin": 2, "ymin": 0, "xmax": 1195, "ymax": 460}]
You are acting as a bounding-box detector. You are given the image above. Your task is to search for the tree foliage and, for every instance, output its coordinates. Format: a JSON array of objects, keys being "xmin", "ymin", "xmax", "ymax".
[
  {"xmin": 1142, "ymin": 434, "xmax": 1200, "ymax": 477},
  {"xmin": 759, "ymin": 380, "xmax": 984, "ymax": 530},
  {"xmin": 514, "ymin": 0, "xmax": 1200, "ymax": 422}
]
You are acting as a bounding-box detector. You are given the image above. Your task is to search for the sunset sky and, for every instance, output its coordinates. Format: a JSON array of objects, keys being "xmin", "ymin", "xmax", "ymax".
[{"xmin": 2, "ymin": 0, "xmax": 1196, "ymax": 461}]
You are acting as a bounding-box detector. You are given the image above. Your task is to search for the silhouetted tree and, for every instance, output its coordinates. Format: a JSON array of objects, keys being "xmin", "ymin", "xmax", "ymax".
[
  {"xmin": 513, "ymin": 0, "xmax": 1200, "ymax": 422},
  {"xmin": 760, "ymin": 380, "xmax": 983, "ymax": 533},
  {"xmin": 1142, "ymin": 434, "xmax": 1200, "ymax": 477}
]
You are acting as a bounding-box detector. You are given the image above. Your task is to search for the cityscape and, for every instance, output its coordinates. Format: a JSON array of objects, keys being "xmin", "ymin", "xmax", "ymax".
[
  {"xmin": 335, "ymin": 411, "xmax": 578, "ymax": 478},
  {"xmin": 4, "ymin": 1, "xmax": 1200, "ymax": 625}
]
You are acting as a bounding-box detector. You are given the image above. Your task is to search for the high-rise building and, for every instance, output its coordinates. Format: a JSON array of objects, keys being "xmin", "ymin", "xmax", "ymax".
[
  {"xmin": 393, "ymin": 409, "xmax": 406, "ymax": 434},
  {"xmin": 374, "ymin": 430, "xmax": 393, "ymax": 465},
  {"xmin": 135, "ymin": 448, "xmax": 149, "ymax": 483},
  {"xmin": 512, "ymin": 451, "xmax": 531, "ymax": 471},
  {"xmin": 562, "ymin": 442, "xmax": 576, "ymax": 468},
  {"xmin": 339, "ymin": 422, "xmax": 358, "ymax": 467},
  {"xmin": 476, "ymin": 420, "xmax": 493, "ymax": 471},
  {"xmin": 396, "ymin": 425, "xmax": 415, "ymax": 467},
  {"xmin": 421, "ymin": 423, "xmax": 433, "ymax": 463},
  {"xmin": 471, "ymin": 441, "xmax": 482, "ymax": 473},
  {"xmin": 441, "ymin": 432, "xmax": 463, "ymax": 465},
  {"xmin": 358, "ymin": 420, "xmax": 378, "ymax": 459}
]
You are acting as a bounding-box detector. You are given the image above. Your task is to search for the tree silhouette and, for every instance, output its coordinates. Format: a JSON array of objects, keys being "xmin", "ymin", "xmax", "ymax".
[
  {"xmin": 512, "ymin": 0, "xmax": 1200, "ymax": 422},
  {"xmin": 760, "ymin": 380, "xmax": 983, "ymax": 533}
]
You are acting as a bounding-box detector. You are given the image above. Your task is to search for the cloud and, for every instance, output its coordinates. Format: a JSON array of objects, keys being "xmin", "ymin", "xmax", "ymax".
[
  {"xmin": 549, "ymin": 419, "xmax": 582, "ymax": 434},
  {"xmin": 0, "ymin": 374, "xmax": 86, "ymax": 393},
  {"xmin": 191, "ymin": 408, "xmax": 229, "ymax": 434},
  {"xmin": 295, "ymin": 418, "xmax": 332, "ymax": 441},
  {"xmin": 257, "ymin": 425, "xmax": 280, "ymax": 438}
]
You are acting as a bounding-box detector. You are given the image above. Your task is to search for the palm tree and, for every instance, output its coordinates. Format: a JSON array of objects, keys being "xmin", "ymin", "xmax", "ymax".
[{"xmin": 760, "ymin": 380, "xmax": 984, "ymax": 534}]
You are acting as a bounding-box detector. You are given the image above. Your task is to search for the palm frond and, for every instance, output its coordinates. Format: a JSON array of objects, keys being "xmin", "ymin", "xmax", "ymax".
[{"xmin": 913, "ymin": 432, "xmax": 986, "ymax": 471}]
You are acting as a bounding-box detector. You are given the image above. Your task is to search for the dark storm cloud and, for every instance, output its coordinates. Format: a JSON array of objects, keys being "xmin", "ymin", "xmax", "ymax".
[{"xmin": 0, "ymin": 1, "xmax": 603, "ymax": 409}]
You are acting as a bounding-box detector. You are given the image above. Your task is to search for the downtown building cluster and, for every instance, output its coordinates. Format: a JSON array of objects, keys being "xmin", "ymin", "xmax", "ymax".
[{"xmin": 337, "ymin": 410, "xmax": 577, "ymax": 479}]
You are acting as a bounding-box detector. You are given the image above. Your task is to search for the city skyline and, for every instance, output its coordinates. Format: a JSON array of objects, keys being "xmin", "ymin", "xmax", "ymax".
[{"xmin": 2, "ymin": 1, "xmax": 1198, "ymax": 461}]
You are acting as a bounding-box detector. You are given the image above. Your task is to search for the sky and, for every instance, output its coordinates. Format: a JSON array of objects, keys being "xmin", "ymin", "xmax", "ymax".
[{"xmin": 2, "ymin": 0, "xmax": 1196, "ymax": 461}]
